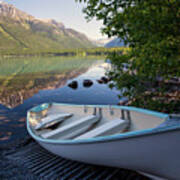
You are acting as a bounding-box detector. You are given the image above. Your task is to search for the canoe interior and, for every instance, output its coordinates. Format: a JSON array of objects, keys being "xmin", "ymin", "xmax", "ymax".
[{"xmin": 28, "ymin": 104, "xmax": 166, "ymax": 140}]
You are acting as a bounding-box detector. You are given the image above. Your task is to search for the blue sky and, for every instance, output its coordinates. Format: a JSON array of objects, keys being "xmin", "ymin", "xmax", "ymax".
[{"xmin": 3, "ymin": 0, "xmax": 105, "ymax": 40}]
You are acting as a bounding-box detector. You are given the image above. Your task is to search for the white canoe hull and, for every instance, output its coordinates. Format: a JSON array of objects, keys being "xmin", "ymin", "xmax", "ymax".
[
  {"xmin": 27, "ymin": 103, "xmax": 180, "ymax": 179},
  {"xmin": 38, "ymin": 130, "xmax": 180, "ymax": 180}
]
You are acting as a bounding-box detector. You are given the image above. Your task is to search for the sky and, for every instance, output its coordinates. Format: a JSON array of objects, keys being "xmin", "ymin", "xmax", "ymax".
[{"xmin": 3, "ymin": 0, "xmax": 105, "ymax": 40}]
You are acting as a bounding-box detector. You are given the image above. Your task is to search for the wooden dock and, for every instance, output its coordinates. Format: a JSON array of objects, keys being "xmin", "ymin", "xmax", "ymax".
[{"xmin": 1, "ymin": 138, "xmax": 149, "ymax": 180}]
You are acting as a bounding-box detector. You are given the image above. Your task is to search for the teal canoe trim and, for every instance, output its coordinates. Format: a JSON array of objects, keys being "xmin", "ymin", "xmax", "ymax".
[
  {"xmin": 53, "ymin": 103, "xmax": 169, "ymax": 119},
  {"xmin": 27, "ymin": 103, "xmax": 179, "ymax": 145},
  {"xmin": 30, "ymin": 103, "xmax": 50, "ymax": 112},
  {"xmin": 29, "ymin": 103, "xmax": 168, "ymax": 119},
  {"xmin": 117, "ymin": 106, "xmax": 168, "ymax": 119}
]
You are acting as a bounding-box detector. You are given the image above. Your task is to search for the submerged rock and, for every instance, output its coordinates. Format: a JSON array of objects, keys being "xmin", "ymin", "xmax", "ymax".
[
  {"xmin": 101, "ymin": 76, "xmax": 109, "ymax": 83},
  {"xmin": 97, "ymin": 79, "xmax": 104, "ymax": 84},
  {"xmin": 97, "ymin": 76, "xmax": 112, "ymax": 84},
  {"xmin": 68, "ymin": 81, "xmax": 78, "ymax": 89},
  {"xmin": 83, "ymin": 79, "xmax": 93, "ymax": 88}
]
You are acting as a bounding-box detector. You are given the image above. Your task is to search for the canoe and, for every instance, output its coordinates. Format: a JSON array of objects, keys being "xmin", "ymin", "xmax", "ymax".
[{"xmin": 27, "ymin": 103, "xmax": 180, "ymax": 179}]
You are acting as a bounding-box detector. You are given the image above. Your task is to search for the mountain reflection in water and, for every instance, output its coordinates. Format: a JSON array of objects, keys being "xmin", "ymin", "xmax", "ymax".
[
  {"xmin": 0, "ymin": 56, "xmax": 123, "ymax": 144},
  {"xmin": 0, "ymin": 56, "xmax": 95, "ymax": 108}
]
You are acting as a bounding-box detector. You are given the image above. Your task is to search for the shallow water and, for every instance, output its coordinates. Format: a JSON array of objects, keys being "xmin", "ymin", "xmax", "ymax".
[{"xmin": 0, "ymin": 56, "xmax": 123, "ymax": 144}]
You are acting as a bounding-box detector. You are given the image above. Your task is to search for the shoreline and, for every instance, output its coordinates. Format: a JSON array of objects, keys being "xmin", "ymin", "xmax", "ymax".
[
  {"xmin": 0, "ymin": 47, "xmax": 126, "ymax": 59},
  {"xmin": 0, "ymin": 54, "xmax": 107, "ymax": 59}
]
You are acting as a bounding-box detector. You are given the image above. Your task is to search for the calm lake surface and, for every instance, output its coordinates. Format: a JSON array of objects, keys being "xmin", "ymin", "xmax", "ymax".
[{"xmin": 0, "ymin": 56, "xmax": 123, "ymax": 144}]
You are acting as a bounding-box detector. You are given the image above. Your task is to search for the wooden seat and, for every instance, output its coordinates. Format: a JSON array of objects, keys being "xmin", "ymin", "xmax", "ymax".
[
  {"xmin": 41, "ymin": 115, "xmax": 100, "ymax": 139},
  {"xmin": 35, "ymin": 113, "xmax": 73, "ymax": 130},
  {"xmin": 76, "ymin": 119, "xmax": 128, "ymax": 140}
]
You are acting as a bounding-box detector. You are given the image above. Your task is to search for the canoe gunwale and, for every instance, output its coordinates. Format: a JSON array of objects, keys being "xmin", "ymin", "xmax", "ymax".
[{"xmin": 26, "ymin": 103, "xmax": 177, "ymax": 145}]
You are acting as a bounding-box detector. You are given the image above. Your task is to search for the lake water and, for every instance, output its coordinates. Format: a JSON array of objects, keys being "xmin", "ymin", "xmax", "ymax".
[{"xmin": 0, "ymin": 56, "xmax": 124, "ymax": 144}]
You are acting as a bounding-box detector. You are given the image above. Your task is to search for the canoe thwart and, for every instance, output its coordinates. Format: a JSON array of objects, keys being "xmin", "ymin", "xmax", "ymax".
[
  {"xmin": 76, "ymin": 119, "xmax": 129, "ymax": 140},
  {"xmin": 41, "ymin": 115, "xmax": 100, "ymax": 139},
  {"xmin": 35, "ymin": 113, "xmax": 73, "ymax": 130}
]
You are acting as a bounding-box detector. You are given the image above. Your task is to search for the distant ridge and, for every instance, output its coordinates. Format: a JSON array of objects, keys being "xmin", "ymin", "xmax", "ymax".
[
  {"xmin": 91, "ymin": 38, "xmax": 114, "ymax": 47},
  {"xmin": 105, "ymin": 38, "xmax": 125, "ymax": 48},
  {"xmin": 0, "ymin": 1, "xmax": 95, "ymax": 54}
]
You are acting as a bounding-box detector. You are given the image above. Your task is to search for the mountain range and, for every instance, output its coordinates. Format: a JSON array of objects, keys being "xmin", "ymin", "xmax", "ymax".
[
  {"xmin": 92, "ymin": 37, "xmax": 114, "ymax": 47},
  {"xmin": 105, "ymin": 38, "xmax": 125, "ymax": 48},
  {"xmin": 0, "ymin": 1, "xmax": 95, "ymax": 54}
]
